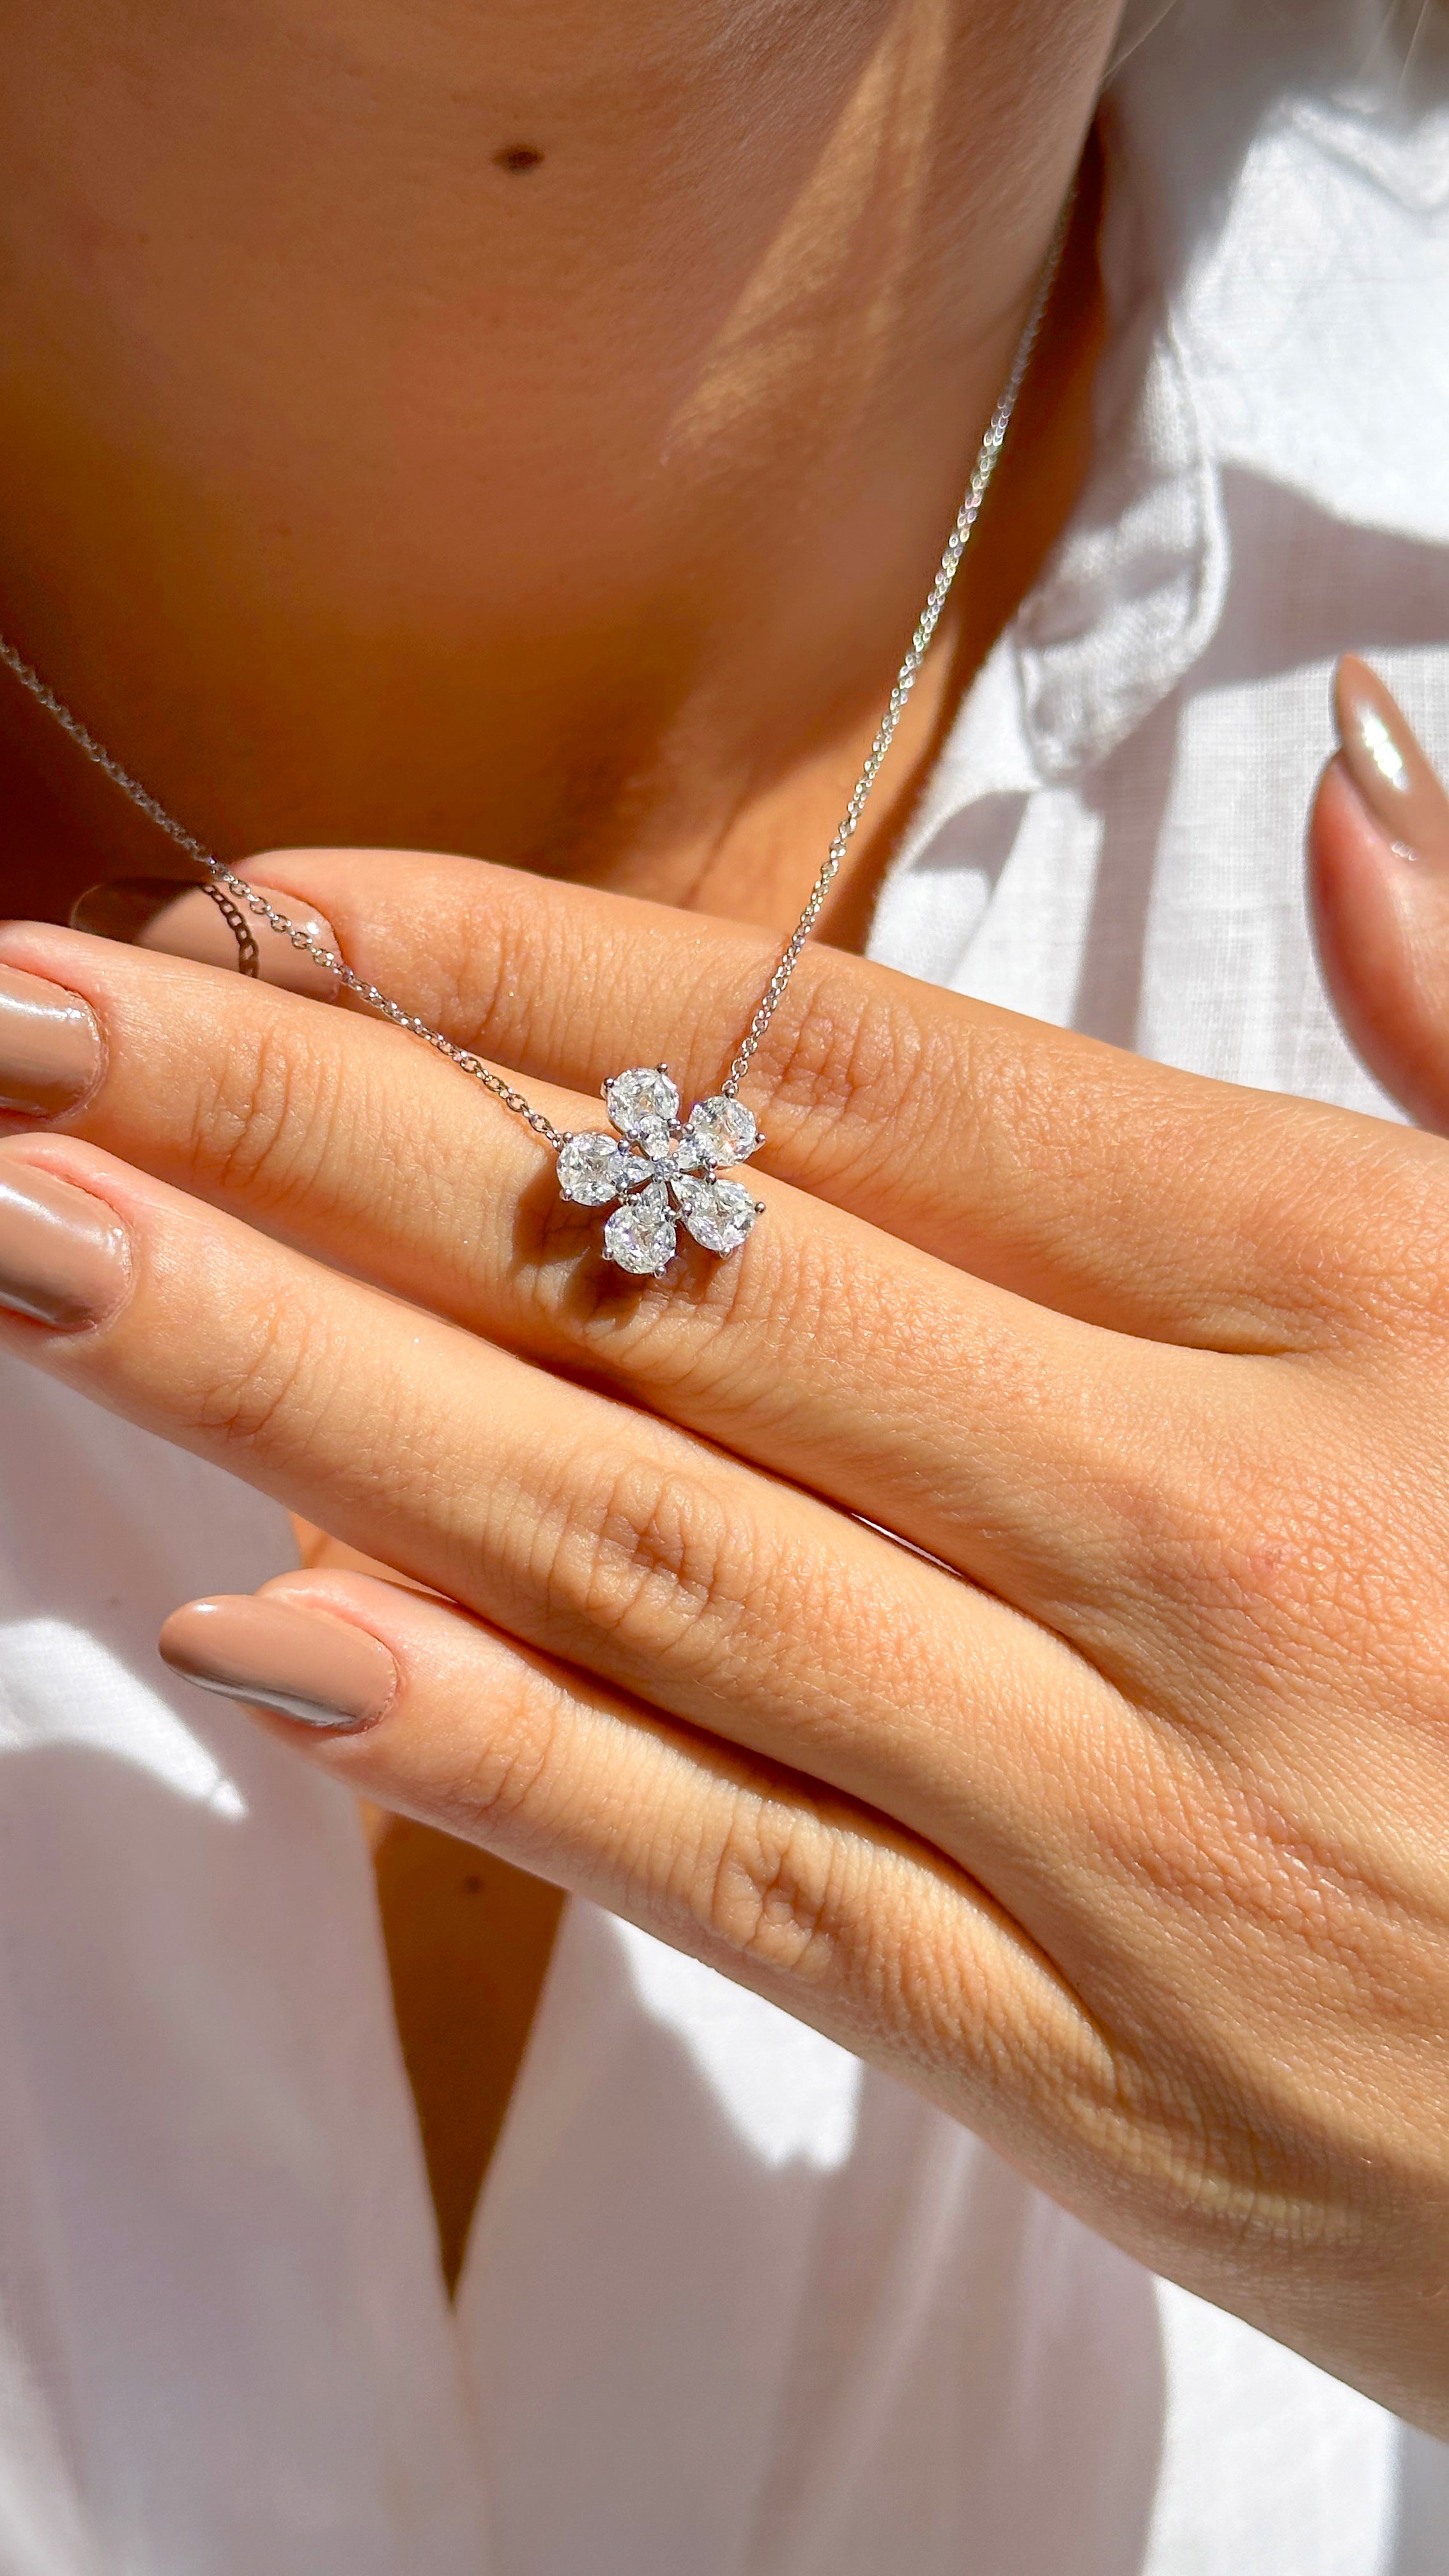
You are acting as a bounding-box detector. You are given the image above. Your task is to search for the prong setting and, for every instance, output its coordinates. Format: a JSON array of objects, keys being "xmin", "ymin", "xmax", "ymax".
[{"xmin": 556, "ymin": 1067, "xmax": 765, "ymax": 1275}]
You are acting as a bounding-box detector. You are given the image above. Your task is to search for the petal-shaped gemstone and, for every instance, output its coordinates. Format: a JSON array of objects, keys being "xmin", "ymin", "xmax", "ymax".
[
  {"xmin": 686, "ymin": 1094, "xmax": 758, "ymax": 1168},
  {"xmin": 673, "ymin": 1173, "xmax": 760, "ymax": 1257},
  {"xmin": 557, "ymin": 1130, "xmax": 630, "ymax": 1206},
  {"xmin": 604, "ymin": 1066, "xmax": 679, "ymax": 1142},
  {"xmin": 604, "ymin": 1179, "xmax": 677, "ymax": 1275}
]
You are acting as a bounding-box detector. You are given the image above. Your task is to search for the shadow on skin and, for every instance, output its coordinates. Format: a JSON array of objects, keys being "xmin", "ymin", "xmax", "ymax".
[{"xmin": 509, "ymin": 1147, "xmax": 739, "ymax": 1344}]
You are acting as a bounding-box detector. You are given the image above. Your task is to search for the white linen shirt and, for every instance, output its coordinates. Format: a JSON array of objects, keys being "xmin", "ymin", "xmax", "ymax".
[{"xmin": 1, "ymin": 1, "xmax": 1447, "ymax": 2566}]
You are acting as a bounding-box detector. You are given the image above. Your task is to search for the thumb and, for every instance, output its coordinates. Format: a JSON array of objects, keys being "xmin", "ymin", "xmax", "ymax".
[{"xmin": 1310, "ymin": 657, "xmax": 1449, "ymax": 1133}]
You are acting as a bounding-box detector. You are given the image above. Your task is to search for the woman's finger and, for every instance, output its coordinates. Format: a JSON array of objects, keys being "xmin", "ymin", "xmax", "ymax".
[
  {"xmin": 74, "ymin": 840, "xmax": 1417, "ymax": 1351},
  {"xmin": 0, "ymin": 1130, "xmax": 1135, "ymax": 1918},
  {"xmin": 0, "ymin": 921, "xmax": 1212, "ymax": 1621},
  {"xmin": 69, "ymin": 875, "xmax": 343, "ymax": 999},
  {"xmin": 158, "ymin": 1568, "xmax": 1116, "ymax": 2170},
  {"xmin": 1310, "ymin": 657, "xmax": 1449, "ymax": 1133}
]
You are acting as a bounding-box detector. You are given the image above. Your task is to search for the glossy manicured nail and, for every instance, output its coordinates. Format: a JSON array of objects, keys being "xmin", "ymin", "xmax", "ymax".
[
  {"xmin": 158, "ymin": 1593, "xmax": 399, "ymax": 1731},
  {"xmin": 0, "ymin": 965, "xmax": 103, "ymax": 1118},
  {"xmin": 70, "ymin": 877, "xmax": 342, "ymax": 999},
  {"xmin": 1335, "ymin": 659, "xmax": 1449, "ymax": 868},
  {"xmin": 0, "ymin": 1157, "xmax": 130, "ymax": 1329}
]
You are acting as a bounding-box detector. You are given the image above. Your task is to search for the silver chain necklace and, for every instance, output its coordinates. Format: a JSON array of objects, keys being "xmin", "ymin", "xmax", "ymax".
[{"xmin": 0, "ymin": 228, "xmax": 1062, "ymax": 1279}]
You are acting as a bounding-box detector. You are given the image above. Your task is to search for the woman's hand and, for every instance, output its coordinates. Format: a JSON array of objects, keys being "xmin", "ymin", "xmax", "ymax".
[{"xmin": 2, "ymin": 664, "xmax": 1449, "ymax": 2429}]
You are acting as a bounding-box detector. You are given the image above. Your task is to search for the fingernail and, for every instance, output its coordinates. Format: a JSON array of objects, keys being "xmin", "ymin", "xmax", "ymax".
[
  {"xmin": 0, "ymin": 965, "xmax": 103, "ymax": 1119},
  {"xmin": 158, "ymin": 1593, "xmax": 399, "ymax": 1731},
  {"xmin": 0, "ymin": 1156, "xmax": 130, "ymax": 1329},
  {"xmin": 1335, "ymin": 659, "xmax": 1449, "ymax": 868},
  {"xmin": 70, "ymin": 878, "xmax": 342, "ymax": 999}
]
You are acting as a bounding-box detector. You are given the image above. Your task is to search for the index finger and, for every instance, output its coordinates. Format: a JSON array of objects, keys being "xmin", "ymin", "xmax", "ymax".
[{"xmin": 231, "ymin": 844, "xmax": 1427, "ymax": 1351}]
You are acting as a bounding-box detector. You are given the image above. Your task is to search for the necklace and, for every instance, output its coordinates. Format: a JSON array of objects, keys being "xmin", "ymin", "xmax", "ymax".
[{"xmin": 0, "ymin": 227, "xmax": 1063, "ymax": 1280}]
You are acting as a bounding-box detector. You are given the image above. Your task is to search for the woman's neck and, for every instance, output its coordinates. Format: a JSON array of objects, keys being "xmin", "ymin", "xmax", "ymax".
[{"xmin": 0, "ymin": 0, "xmax": 1114, "ymax": 936}]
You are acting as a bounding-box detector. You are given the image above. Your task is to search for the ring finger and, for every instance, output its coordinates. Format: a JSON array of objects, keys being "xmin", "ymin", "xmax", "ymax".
[{"xmin": 0, "ymin": 1128, "xmax": 1134, "ymax": 1919}]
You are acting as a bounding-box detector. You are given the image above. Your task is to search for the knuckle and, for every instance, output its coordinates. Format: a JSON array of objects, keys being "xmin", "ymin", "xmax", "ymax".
[
  {"xmin": 678, "ymin": 1801, "xmax": 986, "ymax": 2058},
  {"xmin": 759, "ymin": 962, "xmax": 933, "ymax": 1176},
  {"xmin": 188, "ymin": 1291, "xmax": 316, "ymax": 1459},
  {"xmin": 455, "ymin": 890, "xmax": 590, "ymax": 1068},
  {"xmin": 455, "ymin": 1676, "xmax": 562, "ymax": 1844},
  {"xmin": 190, "ymin": 1017, "xmax": 341, "ymax": 1211},
  {"xmin": 688, "ymin": 1791, "xmax": 844, "ymax": 1979},
  {"xmin": 537, "ymin": 1451, "xmax": 761, "ymax": 1680},
  {"xmin": 752, "ymin": 958, "xmax": 1055, "ymax": 1243}
]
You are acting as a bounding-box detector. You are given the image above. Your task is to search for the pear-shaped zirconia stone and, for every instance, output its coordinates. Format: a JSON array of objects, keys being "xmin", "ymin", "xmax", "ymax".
[
  {"xmin": 672, "ymin": 1174, "xmax": 761, "ymax": 1257},
  {"xmin": 557, "ymin": 1130, "xmax": 631, "ymax": 1206},
  {"xmin": 604, "ymin": 1066, "xmax": 680, "ymax": 1141},
  {"xmin": 686, "ymin": 1094, "xmax": 758, "ymax": 1169},
  {"xmin": 604, "ymin": 1179, "xmax": 678, "ymax": 1276}
]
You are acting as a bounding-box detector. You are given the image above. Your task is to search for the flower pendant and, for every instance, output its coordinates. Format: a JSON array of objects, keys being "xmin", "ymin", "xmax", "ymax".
[{"xmin": 555, "ymin": 1067, "xmax": 765, "ymax": 1277}]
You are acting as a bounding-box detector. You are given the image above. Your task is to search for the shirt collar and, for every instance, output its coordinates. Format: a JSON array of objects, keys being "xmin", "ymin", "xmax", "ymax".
[{"xmin": 886, "ymin": 97, "xmax": 1229, "ymax": 905}]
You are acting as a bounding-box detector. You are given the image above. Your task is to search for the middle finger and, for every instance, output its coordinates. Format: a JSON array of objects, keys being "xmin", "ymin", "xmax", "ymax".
[
  {"xmin": 0, "ymin": 920, "xmax": 1183, "ymax": 1618},
  {"xmin": 223, "ymin": 844, "xmax": 1430, "ymax": 1353}
]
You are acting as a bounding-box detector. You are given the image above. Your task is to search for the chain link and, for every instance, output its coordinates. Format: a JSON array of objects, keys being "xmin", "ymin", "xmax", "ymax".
[
  {"xmin": 721, "ymin": 210, "xmax": 1068, "ymax": 1094},
  {"xmin": 0, "ymin": 629, "xmax": 569, "ymax": 1146},
  {"xmin": 0, "ymin": 202, "xmax": 1068, "ymax": 1149},
  {"xmin": 203, "ymin": 881, "xmax": 261, "ymax": 977}
]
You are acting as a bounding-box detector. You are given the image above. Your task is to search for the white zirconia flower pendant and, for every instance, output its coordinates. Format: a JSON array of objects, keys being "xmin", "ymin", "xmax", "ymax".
[{"xmin": 555, "ymin": 1067, "xmax": 765, "ymax": 1277}]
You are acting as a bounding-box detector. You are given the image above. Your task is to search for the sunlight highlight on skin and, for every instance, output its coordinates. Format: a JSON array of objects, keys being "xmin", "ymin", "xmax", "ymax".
[{"xmin": 663, "ymin": 0, "xmax": 954, "ymax": 471}]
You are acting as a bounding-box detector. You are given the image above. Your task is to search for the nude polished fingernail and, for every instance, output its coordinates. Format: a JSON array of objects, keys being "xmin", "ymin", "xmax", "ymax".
[
  {"xmin": 0, "ymin": 965, "xmax": 103, "ymax": 1118},
  {"xmin": 1335, "ymin": 658, "xmax": 1449, "ymax": 868},
  {"xmin": 70, "ymin": 878, "xmax": 342, "ymax": 999},
  {"xmin": 158, "ymin": 1594, "xmax": 399, "ymax": 1730},
  {"xmin": 0, "ymin": 1159, "xmax": 130, "ymax": 1329}
]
